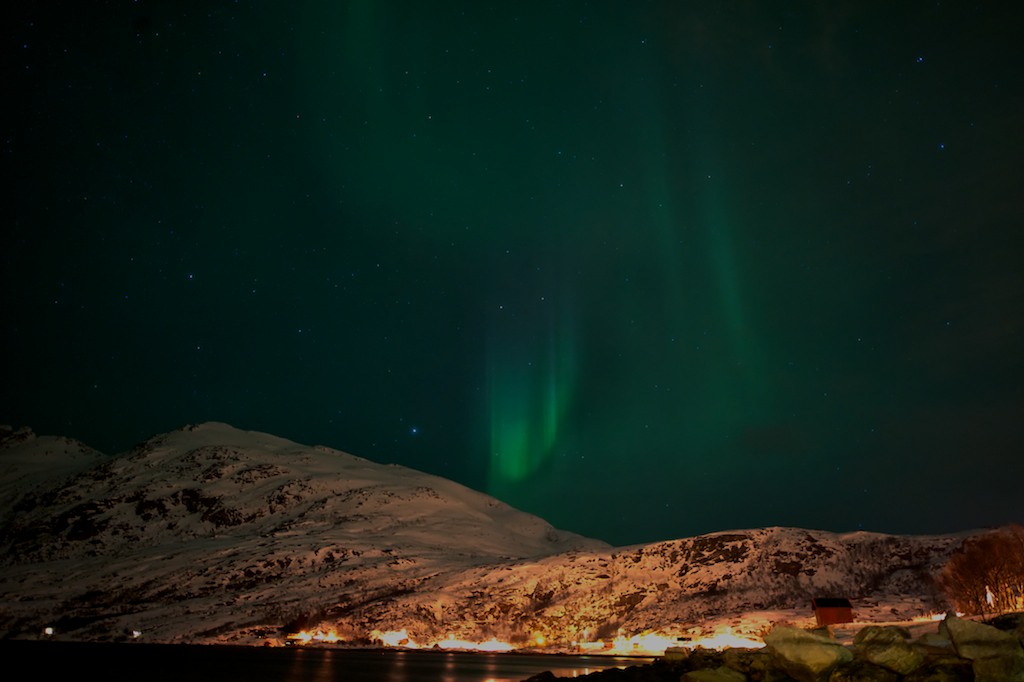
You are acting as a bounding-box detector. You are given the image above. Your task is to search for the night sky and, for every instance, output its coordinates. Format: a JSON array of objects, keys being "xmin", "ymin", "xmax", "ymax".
[{"xmin": 4, "ymin": 2, "xmax": 1022, "ymax": 546}]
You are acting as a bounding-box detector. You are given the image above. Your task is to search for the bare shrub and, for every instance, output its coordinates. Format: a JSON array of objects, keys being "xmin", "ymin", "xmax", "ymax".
[{"xmin": 940, "ymin": 525, "xmax": 1024, "ymax": 616}]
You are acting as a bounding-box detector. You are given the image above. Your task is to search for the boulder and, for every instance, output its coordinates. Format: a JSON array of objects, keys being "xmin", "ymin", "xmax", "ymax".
[
  {"xmin": 972, "ymin": 653, "xmax": 1024, "ymax": 682},
  {"xmin": 854, "ymin": 625, "xmax": 925, "ymax": 675},
  {"xmin": 913, "ymin": 632, "xmax": 953, "ymax": 650},
  {"xmin": 988, "ymin": 612, "xmax": 1024, "ymax": 646},
  {"xmin": 943, "ymin": 615, "xmax": 1023, "ymax": 660},
  {"xmin": 681, "ymin": 666, "xmax": 747, "ymax": 682},
  {"xmin": 987, "ymin": 612, "xmax": 1024, "ymax": 632},
  {"xmin": 663, "ymin": 646, "xmax": 690, "ymax": 662},
  {"xmin": 902, "ymin": 656, "xmax": 974, "ymax": 681},
  {"xmin": 763, "ymin": 625, "xmax": 853, "ymax": 682},
  {"xmin": 943, "ymin": 616, "xmax": 1024, "ymax": 682},
  {"xmin": 853, "ymin": 625, "xmax": 912, "ymax": 646},
  {"xmin": 685, "ymin": 648, "xmax": 727, "ymax": 672},
  {"xmin": 722, "ymin": 647, "xmax": 789, "ymax": 681},
  {"xmin": 860, "ymin": 641, "xmax": 926, "ymax": 675},
  {"xmin": 827, "ymin": 658, "xmax": 898, "ymax": 682},
  {"xmin": 523, "ymin": 673, "xmax": 558, "ymax": 682}
]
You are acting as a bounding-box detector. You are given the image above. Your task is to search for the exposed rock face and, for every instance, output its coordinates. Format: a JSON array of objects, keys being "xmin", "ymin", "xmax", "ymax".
[
  {"xmin": 853, "ymin": 625, "xmax": 926, "ymax": 675},
  {"xmin": 763, "ymin": 626, "xmax": 853, "ymax": 681},
  {"xmin": 942, "ymin": 616, "xmax": 1024, "ymax": 682}
]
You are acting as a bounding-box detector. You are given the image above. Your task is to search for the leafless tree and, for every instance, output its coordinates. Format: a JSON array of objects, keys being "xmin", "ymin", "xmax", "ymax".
[{"xmin": 940, "ymin": 525, "xmax": 1024, "ymax": 616}]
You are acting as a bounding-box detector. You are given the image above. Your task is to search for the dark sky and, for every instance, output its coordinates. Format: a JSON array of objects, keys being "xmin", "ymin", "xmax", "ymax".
[{"xmin": 4, "ymin": 2, "xmax": 1022, "ymax": 546}]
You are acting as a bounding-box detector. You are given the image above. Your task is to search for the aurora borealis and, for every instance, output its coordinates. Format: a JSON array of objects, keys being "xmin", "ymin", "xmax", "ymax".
[{"xmin": 4, "ymin": 2, "xmax": 1022, "ymax": 545}]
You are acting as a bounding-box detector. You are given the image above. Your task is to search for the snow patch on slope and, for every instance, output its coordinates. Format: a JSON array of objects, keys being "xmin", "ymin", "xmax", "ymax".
[{"xmin": 0, "ymin": 423, "xmax": 971, "ymax": 646}]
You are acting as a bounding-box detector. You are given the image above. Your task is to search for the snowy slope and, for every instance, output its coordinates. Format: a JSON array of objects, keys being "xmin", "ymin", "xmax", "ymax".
[
  {"xmin": 0, "ymin": 426, "xmax": 107, "ymax": 520},
  {"xmin": 0, "ymin": 423, "xmax": 971, "ymax": 645},
  {"xmin": 0, "ymin": 422, "xmax": 605, "ymax": 641},
  {"xmin": 382, "ymin": 527, "xmax": 964, "ymax": 646}
]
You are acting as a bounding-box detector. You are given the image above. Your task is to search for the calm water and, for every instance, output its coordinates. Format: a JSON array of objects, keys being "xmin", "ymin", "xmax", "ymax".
[{"xmin": 2, "ymin": 640, "xmax": 652, "ymax": 681}]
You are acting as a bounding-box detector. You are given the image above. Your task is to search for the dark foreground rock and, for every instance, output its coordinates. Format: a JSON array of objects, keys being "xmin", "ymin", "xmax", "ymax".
[{"xmin": 525, "ymin": 614, "xmax": 1024, "ymax": 682}]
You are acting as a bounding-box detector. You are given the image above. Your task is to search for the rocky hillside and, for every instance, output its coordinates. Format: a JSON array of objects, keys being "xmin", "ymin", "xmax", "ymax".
[
  {"xmin": 0, "ymin": 423, "xmax": 973, "ymax": 645},
  {"xmin": 343, "ymin": 526, "xmax": 963, "ymax": 647}
]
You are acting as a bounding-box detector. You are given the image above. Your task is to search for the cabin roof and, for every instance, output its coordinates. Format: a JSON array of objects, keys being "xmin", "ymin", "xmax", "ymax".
[{"xmin": 811, "ymin": 597, "xmax": 852, "ymax": 609}]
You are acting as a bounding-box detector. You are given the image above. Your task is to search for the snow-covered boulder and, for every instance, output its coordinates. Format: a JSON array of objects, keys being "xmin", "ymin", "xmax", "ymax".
[{"xmin": 763, "ymin": 625, "xmax": 853, "ymax": 681}]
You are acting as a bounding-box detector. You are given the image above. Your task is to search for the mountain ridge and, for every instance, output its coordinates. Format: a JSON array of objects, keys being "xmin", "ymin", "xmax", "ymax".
[{"xmin": 0, "ymin": 422, "xmax": 975, "ymax": 646}]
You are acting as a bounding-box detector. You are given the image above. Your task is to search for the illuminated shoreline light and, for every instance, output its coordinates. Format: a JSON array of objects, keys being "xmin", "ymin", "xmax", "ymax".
[
  {"xmin": 370, "ymin": 629, "xmax": 421, "ymax": 648},
  {"xmin": 679, "ymin": 627, "xmax": 765, "ymax": 651},
  {"xmin": 370, "ymin": 629, "xmax": 516, "ymax": 652},
  {"xmin": 592, "ymin": 627, "xmax": 765, "ymax": 655},
  {"xmin": 301, "ymin": 625, "xmax": 765, "ymax": 655},
  {"xmin": 911, "ymin": 612, "xmax": 956, "ymax": 623},
  {"xmin": 287, "ymin": 629, "xmax": 343, "ymax": 644},
  {"xmin": 436, "ymin": 635, "xmax": 515, "ymax": 652}
]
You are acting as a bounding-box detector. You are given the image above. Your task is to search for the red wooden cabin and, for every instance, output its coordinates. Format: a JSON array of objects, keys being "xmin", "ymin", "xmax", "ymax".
[{"xmin": 811, "ymin": 597, "xmax": 853, "ymax": 626}]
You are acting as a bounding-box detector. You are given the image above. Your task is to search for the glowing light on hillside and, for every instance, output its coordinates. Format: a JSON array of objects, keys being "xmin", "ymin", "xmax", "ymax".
[
  {"xmin": 436, "ymin": 635, "xmax": 515, "ymax": 652},
  {"xmin": 365, "ymin": 625, "xmax": 765, "ymax": 655},
  {"xmin": 577, "ymin": 641, "xmax": 609, "ymax": 651},
  {"xmin": 589, "ymin": 627, "xmax": 765, "ymax": 655},
  {"xmin": 287, "ymin": 629, "xmax": 342, "ymax": 644},
  {"xmin": 910, "ymin": 612, "xmax": 963, "ymax": 623},
  {"xmin": 607, "ymin": 632, "xmax": 679, "ymax": 655},
  {"xmin": 370, "ymin": 629, "xmax": 516, "ymax": 652},
  {"xmin": 371, "ymin": 629, "xmax": 421, "ymax": 648},
  {"xmin": 681, "ymin": 627, "xmax": 764, "ymax": 651},
  {"xmin": 912, "ymin": 613, "xmax": 947, "ymax": 623}
]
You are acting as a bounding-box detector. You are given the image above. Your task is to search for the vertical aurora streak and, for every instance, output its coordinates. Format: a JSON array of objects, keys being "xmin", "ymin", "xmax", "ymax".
[{"xmin": 486, "ymin": 301, "xmax": 577, "ymax": 495}]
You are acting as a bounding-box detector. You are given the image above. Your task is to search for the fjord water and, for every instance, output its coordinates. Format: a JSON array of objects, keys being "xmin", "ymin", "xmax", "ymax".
[{"xmin": 4, "ymin": 641, "xmax": 648, "ymax": 681}]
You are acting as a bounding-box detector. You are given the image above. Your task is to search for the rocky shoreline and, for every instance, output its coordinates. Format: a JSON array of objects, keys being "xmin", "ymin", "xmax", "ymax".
[{"xmin": 526, "ymin": 614, "xmax": 1024, "ymax": 682}]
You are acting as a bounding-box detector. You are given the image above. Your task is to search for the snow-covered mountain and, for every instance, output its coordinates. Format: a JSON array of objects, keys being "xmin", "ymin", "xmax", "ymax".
[{"xmin": 0, "ymin": 423, "xmax": 970, "ymax": 646}]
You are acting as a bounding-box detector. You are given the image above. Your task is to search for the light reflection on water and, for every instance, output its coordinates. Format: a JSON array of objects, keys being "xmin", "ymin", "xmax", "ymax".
[
  {"xmin": 283, "ymin": 648, "xmax": 640, "ymax": 682},
  {"xmin": 3, "ymin": 640, "xmax": 650, "ymax": 682}
]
